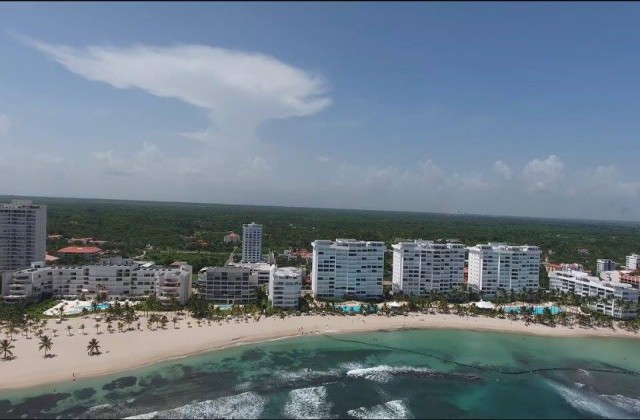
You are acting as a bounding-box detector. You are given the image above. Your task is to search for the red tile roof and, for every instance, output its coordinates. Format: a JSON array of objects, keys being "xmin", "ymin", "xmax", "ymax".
[{"xmin": 57, "ymin": 246, "xmax": 102, "ymax": 254}]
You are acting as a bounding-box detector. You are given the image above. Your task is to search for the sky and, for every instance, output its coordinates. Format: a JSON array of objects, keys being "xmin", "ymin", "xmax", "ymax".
[{"xmin": 1, "ymin": 3, "xmax": 640, "ymax": 221}]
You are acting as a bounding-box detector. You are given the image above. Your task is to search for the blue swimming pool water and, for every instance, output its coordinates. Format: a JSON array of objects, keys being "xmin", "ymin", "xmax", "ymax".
[{"xmin": 504, "ymin": 305, "xmax": 564, "ymax": 315}]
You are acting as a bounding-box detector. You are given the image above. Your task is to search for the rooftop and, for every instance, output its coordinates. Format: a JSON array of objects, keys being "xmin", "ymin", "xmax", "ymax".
[{"xmin": 57, "ymin": 246, "xmax": 102, "ymax": 254}]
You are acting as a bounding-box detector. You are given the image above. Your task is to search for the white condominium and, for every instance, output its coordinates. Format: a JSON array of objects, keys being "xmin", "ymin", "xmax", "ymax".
[
  {"xmin": 0, "ymin": 200, "xmax": 47, "ymax": 272},
  {"xmin": 467, "ymin": 242, "xmax": 541, "ymax": 298},
  {"xmin": 626, "ymin": 254, "xmax": 640, "ymax": 270},
  {"xmin": 269, "ymin": 266, "xmax": 302, "ymax": 309},
  {"xmin": 312, "ymin": 239, "xmax": 385, "ymax": 300},
  {"xmin": 597, "ymin": 259, "xmax": 616, "ymax": 274},
  {"xmin": 549, "ymin": 270, "xmax": 639, "ymax": 319},
  {"xmin": 392, "ymin": 240, "xmax": 465, "ymax": 295},
  {"xmin": 1, "ymin": 258, "xmax": 193, "ymax": 304},
  {"xmin": 198, "ymin": 266, "xmax": 257, "ymax": 304},
  {"xmin": 242, "ymin": 222, "xmax": 263, "ymax": 263}
]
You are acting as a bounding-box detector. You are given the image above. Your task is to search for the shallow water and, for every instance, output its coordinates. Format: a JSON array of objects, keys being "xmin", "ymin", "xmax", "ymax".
[{"xmin": 2, "ymin": 329, "xmax": 640, "ymax": 419}]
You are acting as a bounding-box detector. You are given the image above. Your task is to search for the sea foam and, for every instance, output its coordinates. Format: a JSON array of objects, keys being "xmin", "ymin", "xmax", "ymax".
[
  {"xmin": 283, "ymin": 386, "xmax": 334, "ymax": 419},
  {"xmin": 125, "ymin": 391, "xmax": 267, "ymax": 419},
  {"xmin": 546, "ymin": 381, "xmax": 629, "ymax": 419},
  {"xmin": 347, "ymin": 399, "xmax": 413, "ymax": 419}
]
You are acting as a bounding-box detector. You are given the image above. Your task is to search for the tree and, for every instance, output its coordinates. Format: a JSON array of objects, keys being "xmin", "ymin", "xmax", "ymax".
[
  {"xmin": 172, "ymin": 317, "xmax": 179, "ymax": 329},
  {"xmin": 117, "ymin": 322, "xmax": 124, "ymax": 333},
  {"xmin": 39, "ymin": 335, "xmax": 53, "ymax": 358},
  {"xmin": 66, "ymin": 325, "xmax": 73, "ymax": 336},
  {"xmin": 95, "ymin": 323, "xmax": 101, "ymax": 335},
  {"xmin": 0, "ymin": 338, "xmax": 14, "ymax": 360},
  {"xmin": 87, "ymin": 338, "xmax": 101, "ymax": 356},
  {"xmin": 80, "ymin": 324, "xmax": 86, "ymax": 335}
]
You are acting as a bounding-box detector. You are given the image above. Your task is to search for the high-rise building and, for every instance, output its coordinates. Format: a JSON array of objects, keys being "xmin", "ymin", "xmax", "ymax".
[
  {"xmin": 392, "ymin": 240, "xmax": 465, "ymax": 296},
  {"xmin": 625, "ymin": 254, "xmax": 640, "ymax": 271},
  {"xmin": 312, "ymin": 239, "xmax": 385, "ymax": 300},
  {"xmin": 269, "ymin": 265, "xmax": 302, "ymax": 309},
  {"xmin": 0, "ymin": 199, "xmax": 47, "ymax": 273},
  {"xmin": 242, "ymin": 222, "xmax": 263, "ymax": 263},
  {"xmin": 596, "ymin": 259, "xmax": 616, "ymax": 274},
  {"xmin": 467, "ymin": 242, "xmax": 541, "ymax": 299}
]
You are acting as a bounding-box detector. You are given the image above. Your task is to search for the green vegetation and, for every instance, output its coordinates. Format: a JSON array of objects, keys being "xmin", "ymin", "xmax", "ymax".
[{"xmin": 3, "ymin": 195, "xmax": 639, "ymax": 273}]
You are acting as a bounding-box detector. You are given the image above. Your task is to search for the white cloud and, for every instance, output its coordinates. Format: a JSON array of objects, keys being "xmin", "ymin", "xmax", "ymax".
[
  {"xmin": 22, "ymin": 36, "xmax": 331, "ymax": 147},
  {"xmin": 493, "ymin": 160, "xmax": 512, "ymax": 180},
  {"xmin": 522, "ymin": 154, "xmax": 564, "ymax": 193},
  {"xmin": 590, "ymin": 165, "xmax": 640, "ymax": 198},
  {"xmin": 0, "ymin": 114, "xmax": 10, "ymax": 136}
]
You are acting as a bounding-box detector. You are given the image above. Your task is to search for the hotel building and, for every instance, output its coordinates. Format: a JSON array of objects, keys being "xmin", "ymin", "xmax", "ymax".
[
  {"xmin": 1, "ymin": 258, "xmax": 192, "ymax": 304},
  {"xmin": 626, "ymin": 254, "xmax": 640, "ymax": 271},
  {"xmin": 242, "ymin": 222, "xmax": 263, "ymax": 263},
  {"xmin": 549, "ymin": 270, "xmax": 639, "ymax": 319},
  {"xmin": 392, "ymin": 240, "xmax": 465, "ymax": 295},
  {"xmin": 198, "ymin": 266, "xmax": 258, "ymax": 304},
  {"xmin": 312, "ymin": 239, "xmax": 385, "ymax": 300},
  {"xmin": 597, "ymin": 259, "xmax": 617, "ymax": 274},
  {"xmin": 467, "ymin": 242, "xmax": 541, "ymax": 299},
  {"xmin": 269, "ymin": 266, "xmax": 302, "ymax": 309},
  {"xmin": 0, "ymin": 200, "xmax": 47, "ymax": 273}
]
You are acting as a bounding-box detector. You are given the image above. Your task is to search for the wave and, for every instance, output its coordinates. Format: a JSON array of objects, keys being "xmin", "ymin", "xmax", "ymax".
[
  {"xmin": 546, "ymin": 381, "xmax": 629, "ymax": 419},
  {"xmin": 125, "ymin": 392, "xmax": 267, "ymax": 419},
  {"xmin": 600, "ymin": 394, "xmax": 640, "ymax": 414},
  {"xmin": 347, "ymin": 400, "xmax": 412, "ymax": 419},
  {"xmin": 283, "ymin": 386, "xmax": 334, "ymax": 419},
  {"xmin": 346, "ymin": 365, "xmax": 480, "ymax": 384}
]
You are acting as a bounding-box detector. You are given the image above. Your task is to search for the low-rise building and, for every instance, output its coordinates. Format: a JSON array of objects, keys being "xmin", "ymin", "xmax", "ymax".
[
  {"xmin": 198, "ymin": 266, "xmax": 257, "ymax": 304},
  {"xmin": 549, "ymin": 270, "xmax": 639, "ymax": 319},
  {"xmin": 1, "ymin": 258, "xmax": 192, "ymax": 304},
  {"xmin": 224, "ymin": 231, "xmax": 241, "ymax": 244},
  {"xmin": 269, "ymin": 266, "xmax": 302, "ymax": 309}
]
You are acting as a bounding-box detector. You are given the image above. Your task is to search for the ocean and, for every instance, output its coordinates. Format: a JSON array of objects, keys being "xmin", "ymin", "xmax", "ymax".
[{"xmin": 2, "ymin": 329, "xmax": 640, "ymax": 419}]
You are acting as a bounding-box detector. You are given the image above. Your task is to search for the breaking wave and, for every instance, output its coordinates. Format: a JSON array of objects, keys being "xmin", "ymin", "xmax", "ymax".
[
  {"xmin": 346, "ymin": 365, "xmax": 480, "ymax": 384},
  {"xmin": 546, "ymin": 381, "xmax": 629, "ymax": 419},
  {"xmin": 124, "ymin": 392, "xmax": 267, "ymax": 419},
  {"xmin": 600, "ymin": 394, "xmax": 640, "ymax": 414},
  {"xmin": 283, "ymin": 386, "xmax": 334, "ymax": 419},
  {"xmin": 347, "ymin": 400, "xmax": 413, "ymax": 419}
]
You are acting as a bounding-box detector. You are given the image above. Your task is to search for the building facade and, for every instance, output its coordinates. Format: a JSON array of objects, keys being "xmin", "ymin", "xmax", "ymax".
[
  {"xmin": 597, "ymin": 259, "xmax": 617, "ymax": 274},
  {"xmin": 0, "ymin": 200, "xmax": 47, "ymax": 273},
  {"xmin": 198, "ymin": 266, "xmax": 257, "ymax": 304},
  {"xmin": 269, "ymin": 266, "xmax": 302, "ymax": 309},
  {"xmin": 549, "ymin": 270, "xmax": 639, "ymax": 319},
  {"xmin": 392, "ymin": 240, "xmax": 465, "ymax": 296},
  {"xmin": 242, "ymin": 222, "xmax": 263, "ymax": 263},
  {"xmin": 312, "ymin": 239, "xmax": 385, "ymax": 300},
  {"xmin": 467, "ymin": 243, "xmax": 541, "ymax": 299},
  {"xmin": 1, "ymin": 258, "xmax": 192, "ymax": 304},
  {"xmin": 626, "ymin": 254, "xmax": 640, "ymax": 271}
]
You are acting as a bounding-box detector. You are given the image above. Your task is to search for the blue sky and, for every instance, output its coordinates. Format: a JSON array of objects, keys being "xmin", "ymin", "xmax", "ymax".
[{"xmin": 1, "ymin": 3, "xmax": 640, "ymax": 220}]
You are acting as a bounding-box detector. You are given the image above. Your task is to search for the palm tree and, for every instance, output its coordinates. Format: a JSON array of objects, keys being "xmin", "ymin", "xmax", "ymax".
[
  {"xmin": 172, "ymin": 317, "xmax": 179, "ymax": 329},
  {"xmin": 39, "ymin": 335, "xmax": 53, "ymax": 358},
  {"xmin": 91, "ymin": 299, "xmax": 98, "ymax": 314},
  {"xmin": 136, "ymin": 322, "xmax": 141, "ymax": 331},
  {"xmin": 87, "ymin": 338, "xmax": 101, "ymax": 356},
  {"xmin": 1, "ymin": 338, "xmax": 15, "ymax": 360},
  {"xmin": 82, "ymin": 307, "xmax": 89, "ymax": 319},
  {"xmin": 95, "ymin": 323, "xmax": 101, "ymax": 335},
  {"xmin": 66, "ymin": 325, "xmax": 73, "ymax": 336},
  {"xmin": 117, "ymin": 322, "xmax": 124, "ymax": 333},
  {"xmin": 52, "ymin": 328, "xmax": 58, "ymax": 337},
  {"xmin": 197, "ymin": 320, "xmax": 202, "ymax": 327},
  {"xmin": 80, "ymin": 324, "xmax": 86, "ymax": 335},
  {"xmin": 187, "ymin": 321, "xmax": 192, "ymax": 328}
]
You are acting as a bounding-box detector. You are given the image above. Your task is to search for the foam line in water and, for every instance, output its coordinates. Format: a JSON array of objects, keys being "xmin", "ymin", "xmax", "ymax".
[
  {"xmin": 546, "ymin": 381, "xmax": 630, "ymax": 419},
  {"xmin": 283, "ymin": 386, "xmax": 334, "ymax": 419}
]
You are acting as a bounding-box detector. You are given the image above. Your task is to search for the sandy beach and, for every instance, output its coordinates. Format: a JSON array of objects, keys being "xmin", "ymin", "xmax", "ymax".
[{"xmin": 1, "ymin": 311, "xmax": 639, "ymax": 392}]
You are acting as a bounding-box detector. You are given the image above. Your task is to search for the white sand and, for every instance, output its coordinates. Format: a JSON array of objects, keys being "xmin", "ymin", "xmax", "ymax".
[{"xmin": 1, "ymin": 311, "xmax": 638, "ymax": 391}]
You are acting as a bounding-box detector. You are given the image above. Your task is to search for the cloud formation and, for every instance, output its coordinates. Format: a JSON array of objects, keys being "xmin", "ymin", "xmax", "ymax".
[{"xmin": 522, "ymin": 155, "xmax": 564, "ymax": 193}]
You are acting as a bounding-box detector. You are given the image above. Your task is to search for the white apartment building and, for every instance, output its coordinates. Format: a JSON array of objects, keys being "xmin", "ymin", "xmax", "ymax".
[
  {"xmin": 1, "ymin": 258, "xmax": 193, "ymax": 304},
  {"xmin": 467, "ymin": 242, "xmax": 541, "ymax": 299},
  {"xmin": 198, "ymin": 266, "xmax": 257, "ymax": 304},
  {"xmin": 0, "ymin": 200, "xmax": 47, "ymax": 273},
  {"xmin": 597, "ymin": 259, "xmax": 617, "ymax": 274},
  {"xmin": 269, "ymin": 266, "xmax": 302, "ymax": 309},
  {"xmin": 312, "ymin": 239, "xmax": 385, "ymax": 300},
  {"xmin": 227, "ymin": 261, "xmax": 271, "ymax": 285},
  {"xmin": 626, "ymin": 254, "xmax": 640, "ymax": 270},
  {"xmin": 549, "ymin": 270, "xmax": 639, "ymax": 319},
  {"xmin": 242, "ymin": 222, "xmax": 263, "ymax": 263},
  {"xmin": 392, "ymin": 240, "xmax": 465, "ymax": 296}
]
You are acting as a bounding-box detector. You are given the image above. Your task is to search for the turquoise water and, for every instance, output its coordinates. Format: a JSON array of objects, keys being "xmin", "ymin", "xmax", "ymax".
[
  {"xmin": 504, "ymin": 306, "xmax": 564, "ymax": 315},
  {"xmin": 2, "ymin": 329, "xmax": 640, "ymax": 418},
  {"xmin": 215, "ymin": 304, "xmax": 233, "ymax": 311},
  {"xmin": 337, "ymin": 305, "xmax": 362, "ymax": 313},
  {"xmin": 66, "ymin": 302, "xmax": 112, "ymax": 315}
]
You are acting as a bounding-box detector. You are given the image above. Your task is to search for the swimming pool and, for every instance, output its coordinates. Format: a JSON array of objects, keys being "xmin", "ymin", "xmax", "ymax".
[
  {"xmin": 336, "ymin": 305, "xmax": 361, "ymax": 313},
  {"xmin": 214, "ymin": 304, "xmax": 233, "ymax": 311},
  {"xmin": 65, "ymin": 302, "xmax": 112, "ymax": 315},
  {"xmin": 503, "ymin": 305, "xmax": 564, "ymax": 315}
]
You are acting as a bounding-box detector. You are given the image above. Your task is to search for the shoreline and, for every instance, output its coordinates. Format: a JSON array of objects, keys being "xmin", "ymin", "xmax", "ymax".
[{"xmin": 1, "ymin": 312, "xmax": 639, "ymax": 393}]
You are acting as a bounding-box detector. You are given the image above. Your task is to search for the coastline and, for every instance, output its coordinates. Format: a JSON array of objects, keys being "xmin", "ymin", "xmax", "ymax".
[{"xmin": 2, "ymin": 312, "xmax": 639, "ymax": 393}]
